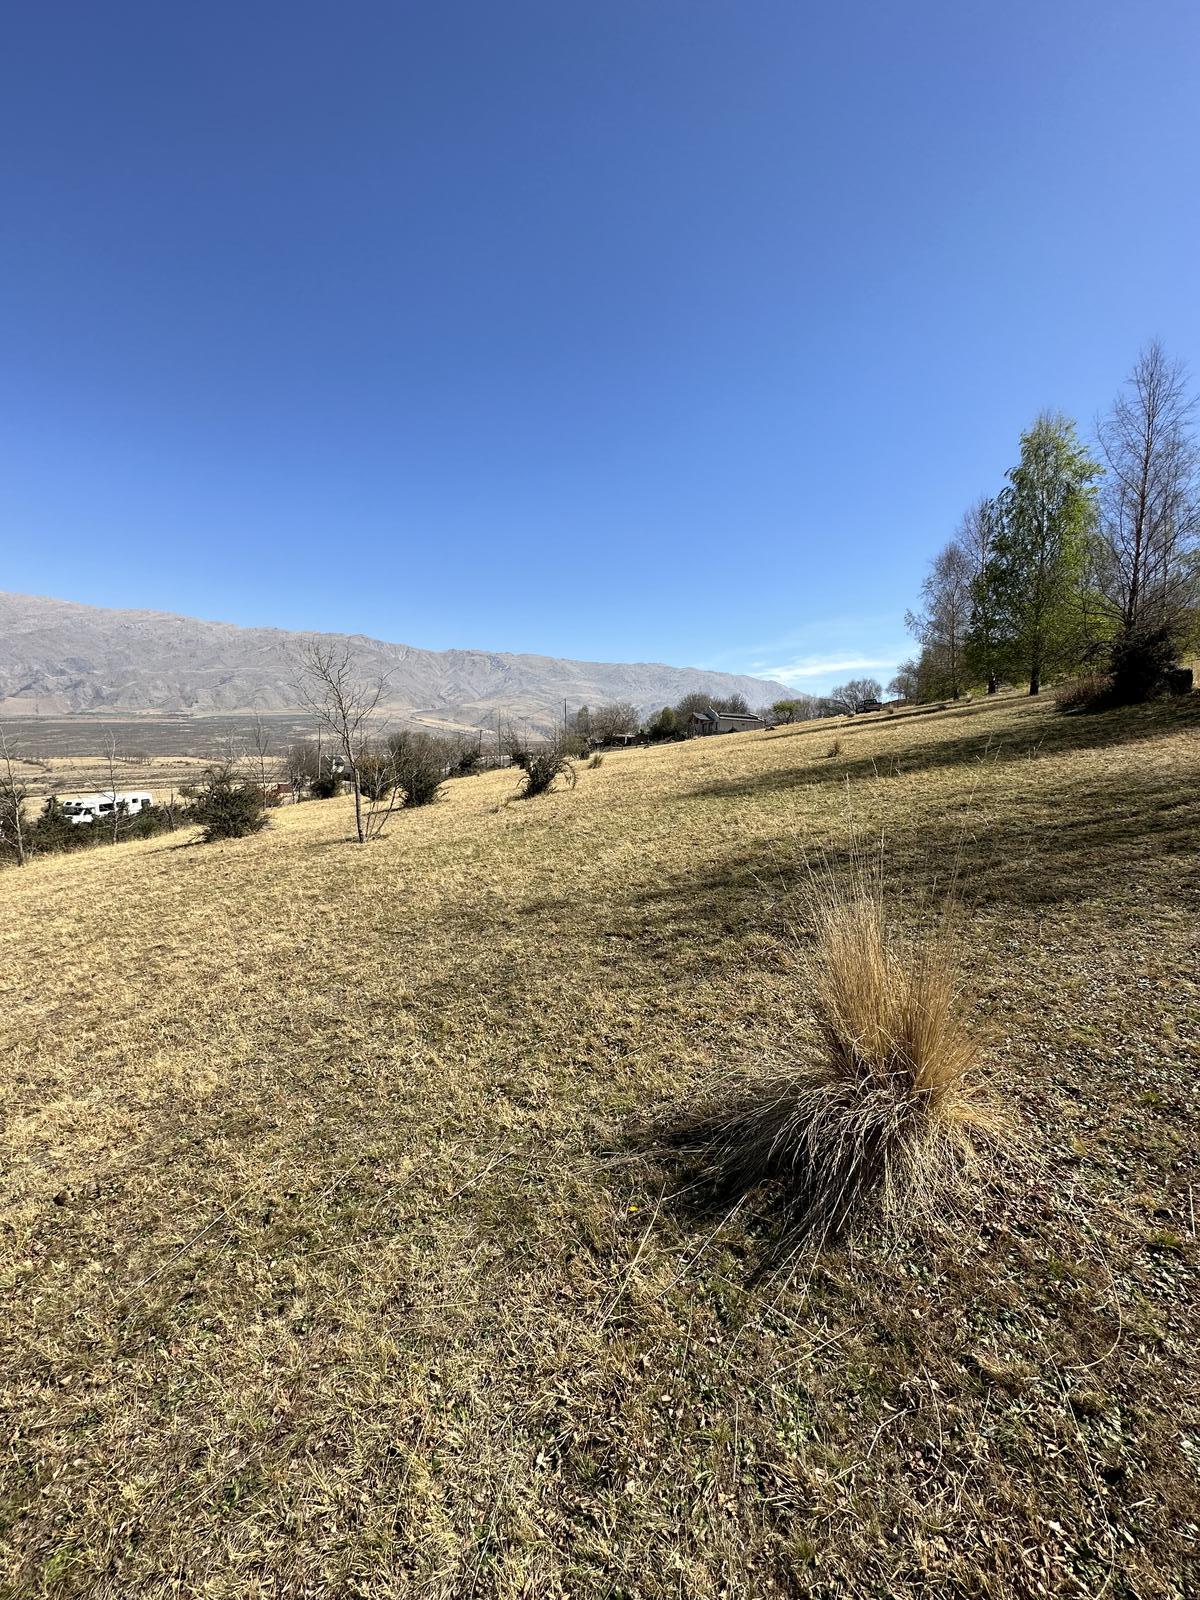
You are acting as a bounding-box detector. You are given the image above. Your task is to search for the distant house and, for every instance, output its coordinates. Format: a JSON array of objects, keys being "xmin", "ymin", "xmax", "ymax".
[{"xmin": 686, "ymin": 708, "xmax": 765, "ymax": 737}]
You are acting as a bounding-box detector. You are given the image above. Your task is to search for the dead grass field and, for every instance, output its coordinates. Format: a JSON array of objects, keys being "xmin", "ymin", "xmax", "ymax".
[{"xmin": 2, "ymin": 692, "xmax": 1199, "ymax": 1598}]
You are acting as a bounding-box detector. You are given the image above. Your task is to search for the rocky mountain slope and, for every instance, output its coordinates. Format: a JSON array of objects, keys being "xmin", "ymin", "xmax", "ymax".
[{"xmin": 0, "ymin": 592, "xmax": 788, "ymax": 730}]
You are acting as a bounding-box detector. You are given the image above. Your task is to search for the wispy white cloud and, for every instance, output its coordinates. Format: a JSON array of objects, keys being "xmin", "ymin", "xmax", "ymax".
[{"xmin": 756, "ymin": 654, "xmax": 896, "ymax": 688}]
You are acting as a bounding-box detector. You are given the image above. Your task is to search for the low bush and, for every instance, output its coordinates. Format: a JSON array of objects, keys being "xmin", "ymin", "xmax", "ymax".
[
  {"xmin": 14, "ymin": 797, "xmax": 181, "ymax": 864},
  {"xmin": 190, "ymin": 764, "xmax": 270, "ymax": 842},
  {"xmin": 386, "ymin": 732, "xmax": 447, "ymax": 807},
  {"xmin": 125, "ymin": 802, "xmax": 177, "ymax": 839},
  {"xmin": 309, "ymin": 773, "xmax": 342, "ymax": 799},
  {"xmin": 512, "ymin": 732, "xmax": 577, "ymax": 799},
  {"xmin": 587, "ymin": 752, "xmax": 604, "ymax": 769},
  {"xmin": 825, "ymin": 738, "xmax": 842, "ymax": 759},
  {"xmin": 27, "ymin": 798, "xmax": 98, "ymax": 857},
  {"xmin": 1108, "ymin": 626, "xmax": 1182, "ymax": 705},
  {"xmin": 449, "ymin": 738, "xmax": 484, "ymax": 778}
]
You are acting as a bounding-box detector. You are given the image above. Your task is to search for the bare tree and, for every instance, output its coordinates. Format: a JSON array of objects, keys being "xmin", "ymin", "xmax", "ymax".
[
  {"xmin": 906, "ymin": 537, "xmax": 975, "ymax": 698},
  {"xmin": 216, "ymin": 728, "xmax": 246, "ymax": 766},
  {"xmin": 713, "ymin": 693, "xmax": 751, "ymax": 715},
  {"xmin": 673, "ymin": 691, "xmax": 717, "ymax": 722},
  {"xmin": 0, "ymin": 726, "xmax": 28, "ymax": 867},
  {"xmin": 102, "ymin": 731, "xmax": 124, "ymax": 845},
  {"xmin": 356, "ymin": 744, "xmax": 407, "ymax": 839},
  {"xmin": 284, "ymin": 737, "xmax": 320, "ymax": 802},
  {"xmin": 1095, "ymin": 341, "xmax": 1200, "ymax": 644},
  {"xmin": 826, "ymin": 678, "xmax": 883, "ymax": 715},
  {"xmin": 250, "ymin": 714, "xmax": 277, "ymax": 793},
  {"xmin": 588, "ymin": 701, "xmax": 640, "ymax": 745},
  {"xmin": 887, "ymin": 661, "xmax": 921, "ymax": 701},
  {"xmin": 295, "ymin": 640, "xmax": 388, "ymax": 844}
]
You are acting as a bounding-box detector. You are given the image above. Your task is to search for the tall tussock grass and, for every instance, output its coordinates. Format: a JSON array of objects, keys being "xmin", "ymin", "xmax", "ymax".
[{"xmin": 671, "ymin": 863, "xmax": 1000, "ymax": 1241}]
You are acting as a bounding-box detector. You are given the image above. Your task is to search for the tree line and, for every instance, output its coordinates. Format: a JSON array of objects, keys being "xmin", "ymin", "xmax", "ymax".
[{"xmin": 896, "ymin": 342, "xmax": 1199, "ymax": 706}]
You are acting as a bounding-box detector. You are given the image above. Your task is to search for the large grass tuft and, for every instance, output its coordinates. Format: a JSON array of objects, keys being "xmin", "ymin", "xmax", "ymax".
[{"xmin": 673, "ymin": 867, "xmax": 999, "ymax": 1240}]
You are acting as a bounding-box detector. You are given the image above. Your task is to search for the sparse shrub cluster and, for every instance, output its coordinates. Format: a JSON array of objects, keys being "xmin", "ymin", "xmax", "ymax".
[{"xmin": 1, "ymin": 790, "xmax": 182, "ymax": 869}]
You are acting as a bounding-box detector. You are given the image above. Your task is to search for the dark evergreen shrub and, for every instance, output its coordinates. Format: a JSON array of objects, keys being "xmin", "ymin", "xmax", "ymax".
[{"xmin": 191, "ymin": 765, "xmax": 269, "ymax": 842}]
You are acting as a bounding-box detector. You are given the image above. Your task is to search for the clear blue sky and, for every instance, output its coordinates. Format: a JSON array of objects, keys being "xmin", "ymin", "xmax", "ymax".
[{"xmin": 3, "ymin": 2, "xmax": 1197, "ymax": 692}]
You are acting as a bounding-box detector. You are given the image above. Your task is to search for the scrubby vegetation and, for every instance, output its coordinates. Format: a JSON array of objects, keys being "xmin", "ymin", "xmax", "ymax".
[
  {"xmin": 506, "ymin": 727, "xmax": 579, "ymax": 798},
  {"xmin": 386, "ymin": 730, "xmax": 450, "ymax": 808},
  {"xmin": 189, "ymin": 762, "xmax": 271, "ymax": 841}
]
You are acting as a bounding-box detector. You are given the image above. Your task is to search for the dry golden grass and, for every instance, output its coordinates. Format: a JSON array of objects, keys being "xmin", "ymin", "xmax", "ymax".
[
  {"xmin": 669, "ymin": 866, "xmax": 1002, "ymax": 1241},
  {"xmin": 2, "ymin": 691, "xmax": 1199, "ymax": 1597}
]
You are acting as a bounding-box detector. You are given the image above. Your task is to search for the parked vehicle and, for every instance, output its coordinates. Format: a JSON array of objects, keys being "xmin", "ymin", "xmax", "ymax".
[{"xmin": 61, "ymin": 791, "xmax": 154, "ymax": 825}]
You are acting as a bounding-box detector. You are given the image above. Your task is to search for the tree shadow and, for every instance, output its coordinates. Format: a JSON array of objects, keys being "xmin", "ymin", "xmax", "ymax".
[
  {"xmin": 691, "ymin": 698, "xmax": 1199, "ymax": 803},
  {"xmin": 568, "ymin": 757, "xmax": 1200, "ymax": 993}
]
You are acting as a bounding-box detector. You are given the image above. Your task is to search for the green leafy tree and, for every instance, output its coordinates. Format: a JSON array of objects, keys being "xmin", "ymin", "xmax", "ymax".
[{"xmin": 986, "ymin": 413, "xmax": 1101, "ymax": 694}]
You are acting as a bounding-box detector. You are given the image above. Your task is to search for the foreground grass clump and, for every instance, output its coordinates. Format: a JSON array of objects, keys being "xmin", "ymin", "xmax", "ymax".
[{"xmin": 675, "ymin": 873, "xmax": 996, "ymax": 1238}]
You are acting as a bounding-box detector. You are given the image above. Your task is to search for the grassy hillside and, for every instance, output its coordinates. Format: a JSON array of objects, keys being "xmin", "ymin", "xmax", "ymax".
[{"xmin": 3, "ymin": 694, "xmax": 1198, "ymax": 1598}]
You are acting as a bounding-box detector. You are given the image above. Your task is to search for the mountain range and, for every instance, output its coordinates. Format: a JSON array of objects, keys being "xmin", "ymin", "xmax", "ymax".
[{"xmin": 0, "ymin": 592, "xmax": 789, "ymax": 732}]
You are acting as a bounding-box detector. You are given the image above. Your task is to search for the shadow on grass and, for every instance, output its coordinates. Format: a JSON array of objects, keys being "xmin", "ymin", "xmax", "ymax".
[
  {"xmin": 424, "ymin": 748, "xmax": 1199, "ymax": 1006},
  {"xmin": 691, "ymin": 697, "xmax": 1199, "ymax": 804},
  {"xmin": 567, "ymin": 756, "xmax": 1200, "ymax": 991}
]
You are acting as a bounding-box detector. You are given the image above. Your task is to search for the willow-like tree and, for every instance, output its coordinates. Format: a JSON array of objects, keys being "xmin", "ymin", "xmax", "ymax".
[{"xmin": 987, "ymin": 413, "xmax": 1100, "ymax": 695}]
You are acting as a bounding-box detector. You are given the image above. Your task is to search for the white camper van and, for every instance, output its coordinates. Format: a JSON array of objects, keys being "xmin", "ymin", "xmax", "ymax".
[{"xmin": 61, "ymin": 792, "xmax": 154, "ymax": 826}]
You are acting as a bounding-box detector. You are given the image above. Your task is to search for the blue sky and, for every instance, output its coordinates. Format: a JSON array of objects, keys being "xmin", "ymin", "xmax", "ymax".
[{"xmin": 2, "ymin": 2, "xmax": 1197, "ymax": 693}]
